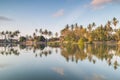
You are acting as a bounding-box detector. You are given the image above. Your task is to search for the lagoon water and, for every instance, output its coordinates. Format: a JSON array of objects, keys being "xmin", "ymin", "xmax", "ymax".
[{"xmin": 0, "ymin": 44, "xmax": 120, "ymax": 80}]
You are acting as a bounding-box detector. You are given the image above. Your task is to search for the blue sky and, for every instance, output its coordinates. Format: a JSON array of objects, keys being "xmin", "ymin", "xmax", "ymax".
[{"xmin": 0, "ymin": 0, "xmax": 120, "ymax": 36}]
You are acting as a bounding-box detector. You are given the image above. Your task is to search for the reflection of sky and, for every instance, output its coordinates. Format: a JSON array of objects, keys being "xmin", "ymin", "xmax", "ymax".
[{"xmin": 0, "ymin": 47, "xmax": 120, "ymax": 80}]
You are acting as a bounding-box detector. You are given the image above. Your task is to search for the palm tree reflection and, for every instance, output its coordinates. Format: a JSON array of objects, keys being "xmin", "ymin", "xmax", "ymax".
[
  {"xmin": 0, "ymin": 44, "xmax": 19, "ymax": 56},
  {"xmin": 0, "ymin": 43, "xmax": 120, "ymax": 70},
  {"xmin": 60, "ymin": 44, "xmax": 120, "ymax": 70}
]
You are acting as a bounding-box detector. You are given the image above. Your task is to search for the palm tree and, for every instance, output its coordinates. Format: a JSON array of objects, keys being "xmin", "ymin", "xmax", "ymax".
[
  {"xmin": 39, "ymin": 28, "xmax": 42, "ymax": 36},
  {"xmin": 113, "ymin": 17, "xmax": 119, "ymax": 31},
  {"xmin": 87, "ymin": 24, "xmax": 92, "ymax": 32},
  {"xmin": 80, "ymin": 25, "xmax": 83, "ymax": 29},
  {"xmin": 1, "ymin": 31, "xmax": 5, "ymax": 40},
  {"xmin": 44, "ymin": 29, "xmax": 48, "ymax": 39},
  {"xmin": 8, "ymin": 31, "xmax": 12, "ymax": 40},
  {"xmin": 55, "ymin": 32, "xmax": 58, "ymax": 38},
  {"xmin": 35, "ymin": 29, "xmax": 38, "ymax": 33},
  {"xmin": 48, "ymin": 31, "xmax": 52, "ymax": 38},
  {"xmin": 92, "ymin": 22, "xmax": 96, "ymax": 29},
  {"xmin": 75, "ymin": 23, "xmax": 79, "ymax": 30},
  {"xmin": 5, "ymin": 31, "xmax": 9, "ymax": 40},
  {"xmin": 65, "ymin": 24, "xmax": 69, "ymax": 30},
  {"xmin": 33, "ymin": 33, "xmax": 36, "ymax": 39},
  {"xmin": 0, "ymin": 32, "xmax": 2, "ymax": 39},
  {"xmin": 13, "ymin": 30, "xmax": 20, "ymax": 40},
  {"xmin": 35, "ymin": 29, "xmax": 38, "ymax": 36},
  {"xmin": 71, "ymin": 24, "xmax": 74, "ymax": 31},
  {"xmin": 107, "ymin": 21, "xmax": 111, "ymax": 28}
]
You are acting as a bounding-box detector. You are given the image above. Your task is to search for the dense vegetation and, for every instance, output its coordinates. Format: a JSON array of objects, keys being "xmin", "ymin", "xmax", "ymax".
[
  {"xmin": 0, "ymin": 28, "xmax": 59, "ymax": 43},
  {"xmin": 60, "ymin": 17, "xmax": 119, "ymax": 43},
  {"xmin": 0, "ymin": 17, "xmax": 120, "ymax": 45}
]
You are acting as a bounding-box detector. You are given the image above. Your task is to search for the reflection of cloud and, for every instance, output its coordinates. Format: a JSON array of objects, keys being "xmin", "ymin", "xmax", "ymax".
[
  {"xmin": 0, "ymin": 64, "xmax": 10, "ymax": 69},
  {"xmin": 0, "ymin": 16, "xmax": 12, "ymax": 21},
  {"xmin": 85, "ymin": 74, "xmax": 106, "ymax": 80},
  {"xmin": 52, "ymin": 67, "xmax": 64, "ymax": 76},
  {"xmin": 53, "ymin": 9, "xmax": 64, "ymax": 18}
]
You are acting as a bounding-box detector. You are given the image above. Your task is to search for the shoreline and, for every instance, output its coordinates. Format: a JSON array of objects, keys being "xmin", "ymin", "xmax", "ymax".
[{"xmin": 0, "ymin": 40, "xmax": 119, "ymax": 46}]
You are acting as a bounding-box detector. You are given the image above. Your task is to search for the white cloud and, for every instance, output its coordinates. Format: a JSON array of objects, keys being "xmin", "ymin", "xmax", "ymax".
[
  {"xmin": 53, "ymin": 9, "xmax": 64, "ymax": 18},
  {"xmin": 90, "ymin": 0, "xmax": 120, "ymax": 9},
  {"xmin": 91, "ymin": 0, "xmax": 112, "ymax": 6},
  {"xmin": 0, "ymin": 16, "xmax": 12, "ymax": 21}
]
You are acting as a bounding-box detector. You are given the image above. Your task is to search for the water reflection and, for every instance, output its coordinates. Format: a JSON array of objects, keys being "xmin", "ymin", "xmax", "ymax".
[
  {"xmin": 0, "ymin": 43, "xmax": 19, "ymax": 56},
  {"xmin": 0, "ymin": 43, "xmax": 120, "ymax": 70},
  {"xmin": 61, "ymin": 44, "xmax": 120, "ymax": 70}
]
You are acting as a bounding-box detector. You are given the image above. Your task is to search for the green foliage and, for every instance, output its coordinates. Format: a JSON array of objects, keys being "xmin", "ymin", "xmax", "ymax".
[
  {"xmin": 36, "ymin": 36, "xmax": 46, "ymax": 42},
  {"xmin": 60, "ymin": 17, "xmax": 120, "ymax": 42},
  {"xmin": 78, "ymin": 38, "xmax": 84, "ymax": 46},
  {"xmin": 48, "ymin": 42, "xmax": 60, "ymax": 47},
  {"xmin": 19, "ymin": 36, "xmax": 26, "ymax": 42}
]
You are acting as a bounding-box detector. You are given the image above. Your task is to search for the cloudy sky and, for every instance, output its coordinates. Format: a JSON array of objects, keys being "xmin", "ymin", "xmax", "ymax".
[{"xmin": 0, "ymin": 0, "xmax": 120, "ymax": 35}]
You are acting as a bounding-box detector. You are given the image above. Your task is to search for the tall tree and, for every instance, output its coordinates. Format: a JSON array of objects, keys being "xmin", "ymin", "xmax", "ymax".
[
  {"xmin": 48, "ymin": 31, "xmax": 52, "ymax": 38},
  {"xmin": 71, "ymin": 24, "xmax": 74, "ymax": 31},
  {"xmin": 55, "ymin": 32, "xmax": 58, "ymax": 38},
  {"xmin": 113, "ymin": 17, "xmax": 119, "ymax": 31},
  {"xmin": 39, "ymin": 28, "xmax": 42, "ymax": 35}
]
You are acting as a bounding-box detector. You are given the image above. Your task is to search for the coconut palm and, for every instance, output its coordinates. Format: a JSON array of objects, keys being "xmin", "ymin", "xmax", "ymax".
[
  {"xmin": 92, "ymin": 22, "xmax": 96, "ymax": 27},
  {"xmin": 33, "ymin": 33, "xmax": 36, "ymax": 40},
  {"xmin": 48, "ymin": 31, "xmax": 52, "ymax": 38},
  {"xmin": 87, "ymin": 24, "xmax": 92, "ymax": 32},
  {"xmin": 65, "ymin": 24, "xmax": 69, "ymax": 30},
  {"xmin": 107, "ymin": 21, "xmax": 111, "ymax": 28},
  {"xmin": 14, "ymin": 30, "xmax": 20, "ymax": 40},
  {"xmin": 35, "ymin": 29, "xmax": 38, "ymax": 33},
  {"xmin": 1, "ymin": 31, "xmax": 5, "ymax": 39},
  {"xmin": 80, "ymin": 25, "xmax": 83, "ymax": 29},
  {"xmin": 71, "ymin": 24, "xmax": 74, "ymax": 31},
  {"xmin": 113, "ymin": 17, "xmax": 119, "ymax": 31},
  {"xmin": 75, "ymin": 23, "xmax": 79, "ymax": 30},
  {"xmin": 44, "ymin": 29, "xmax": 48, "ymax": 39},
  {"xmin": 39, "ymin": 28, "xmax": 42, "ymax": 36},
  {"xmin": 55, "ymin": 32, "xmax": 58, "ymax": 38}
]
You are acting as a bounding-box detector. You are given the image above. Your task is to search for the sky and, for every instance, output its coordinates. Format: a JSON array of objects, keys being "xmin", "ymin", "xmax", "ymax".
[{"xmin": 0, "ymin": 0, "xmax": 120, "ymax": 36}]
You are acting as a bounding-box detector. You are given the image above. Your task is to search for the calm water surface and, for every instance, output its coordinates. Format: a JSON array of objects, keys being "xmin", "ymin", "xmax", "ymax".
[{"xmin": 0, "ymin": 44, "xmax": 120, "ymax": 80}]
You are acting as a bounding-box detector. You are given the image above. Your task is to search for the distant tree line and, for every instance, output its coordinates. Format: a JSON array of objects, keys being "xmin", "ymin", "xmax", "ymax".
[{"xmin": 60, "ymin": 17, "xmax": 119, "ymax": 43}]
